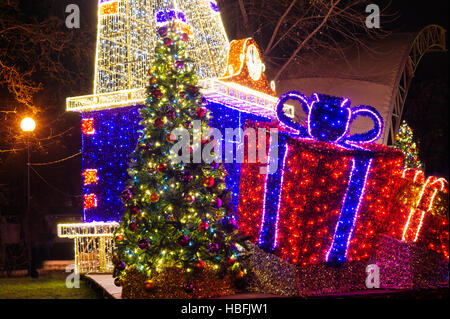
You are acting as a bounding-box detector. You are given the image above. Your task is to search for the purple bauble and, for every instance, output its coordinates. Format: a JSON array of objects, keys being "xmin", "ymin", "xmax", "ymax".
[
  {"xmin": 181, "ymin": 172, "xmax": 193, "ymax": 183},
  {"xmin": 116, "ymin": 261, "xmax": 126, "ymax": 271},
  {"xmin": 175, "ymin": 60, "xmax": 184, "ymax": 69},
  {"xmin": 157, "ymin": 26, "xmax": 168, "ymax": 37},
  {"xmin": 208, "ymin": 242, "xmax": 219, "ymax": 253},
  {"xmin": 178, "ymin": 235, "xmax": 190, "ymax": 247},
  {"xmin": 210, "ymin": 162, "xmax": 220, "ymax": 170},
  {"xmin": 138, "ymin": 238, "xmax": 150, "ymax": 250},
  {"xmin": 212, "ymin": 198, "xmax": 222, "ymax": 209},
  {"xmin": 221, "ymin": 217, "xmax": 237, "ymax": 233},
  {"xmin": 121, "ymin": 189, "xmax": 132, "ymax": 201}
]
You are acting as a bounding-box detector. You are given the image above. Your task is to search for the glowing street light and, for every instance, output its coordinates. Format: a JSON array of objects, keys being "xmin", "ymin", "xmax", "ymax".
[
  {"xmin": 20, "ymin": 117, "xmax": 36, "ymax": 132},
  {"xmin": 20, "ymin": 116, "xmax": 36, "ymax": 277}
]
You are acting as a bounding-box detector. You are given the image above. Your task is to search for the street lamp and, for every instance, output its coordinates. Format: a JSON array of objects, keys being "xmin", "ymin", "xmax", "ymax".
[
  {"xmin": 21, "ymin": 117, "xmax": 36, "ymax": 277},
  {"xmin": 20, "ymin": 117, "xmax": 36, "ymax": 132}
]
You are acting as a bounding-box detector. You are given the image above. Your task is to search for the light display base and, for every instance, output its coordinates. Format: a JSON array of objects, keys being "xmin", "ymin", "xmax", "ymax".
[{"xmin": 120, "ymin": 266, "xmax": 238, "ymax": 299}]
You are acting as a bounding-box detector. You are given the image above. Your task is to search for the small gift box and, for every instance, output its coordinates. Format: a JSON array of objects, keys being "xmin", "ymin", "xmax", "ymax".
[
  {"xmin": 386, "ymin": 168, "xmax": 449, "ymax": 261},
  {"xmin": 237, "ymin": 91, "xmax": 404, "ymax": 266}
]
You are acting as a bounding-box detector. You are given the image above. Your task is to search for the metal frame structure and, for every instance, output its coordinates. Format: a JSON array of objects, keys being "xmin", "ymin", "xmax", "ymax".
[{"xmin": 389, "ymin": 25, "xmax": 447, "ymax": 144}]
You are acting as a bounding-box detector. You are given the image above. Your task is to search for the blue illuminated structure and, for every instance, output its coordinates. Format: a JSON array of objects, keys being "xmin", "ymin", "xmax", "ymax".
[
  {"xmin": 81, "ymin": 101, "xmax": 271, "ymax": 222},
  {"xmin": 256, "ymin": 91, "xmax": 384, "ymax": 265}
]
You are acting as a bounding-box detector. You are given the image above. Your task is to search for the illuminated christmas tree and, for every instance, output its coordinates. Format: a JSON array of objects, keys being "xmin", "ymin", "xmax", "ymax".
[
  {"xmin": 112, "ymin": 21, "xmax": 245, "ymax": 297},
  {"xmin": 394, "ymin": 121, "xmax": 423, "ymax": 169}
]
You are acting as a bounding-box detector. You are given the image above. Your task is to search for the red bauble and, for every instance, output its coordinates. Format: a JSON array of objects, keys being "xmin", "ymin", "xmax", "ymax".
[
  {"xmin": 178, "ymin": 235, "xmax": 190, "ymax": 247},
  {"xmin": 203, "ymin": 177, "xmax": 215, "ymax": 188},
  {"xmin": 128, "ymin": 222, "xmax": 137, "ymax": 231},
  {"xmin": 199, "ymin": 221, "xmax": 209, "ymax": 231},
  {"xmin": 185, "ymin": 195, "xmax": 195, "ymax": 204},
  {"xmin": 235, "ymin": 270, "xmax": 245, "ymax": 280},
  {"xmin": 188, "ymin": 85, "xmax": 199, "ymax": 94},
  {"xmin": 195, "ymin": 107, "xmax": 207, "ymax": 118},
  {"xmin": 163, "ymin": 38, "xmax": 173, "ymax": 46},
  {"xmin": 193, "ymin": 260, "xmax": 205, "ymax": 271},
  {"xmin": 144, "ymin": 279, "xmax": 156, "ymax": 291},
  {"xmin": 208, "ymin": 242, "xmax": 219, "ymax": 253},
  {"xmin": 157, "ymin": 163, "xmax": 167, "ymax": 172},
  {"xmin": 149, "ymin": 192, "xmax": 160, "ymax": 203},
  {"xmin": 166, "ymin": 133, "xmax": 177, "ymax": 143},
  {"xmin": 228, "ymin": 257, "xmax": 236, "ymax": 265},
  {"xmin": 116, "ymin": 261, "xmax": 126, "ymax": 271},
  {"xmin": 115, "ymin": 234, "xmax": 124, "ymax": 241},
  {"xmin": 181, "ymin": 33, "xmax": 189, "ymax": 42},
  {"xmin": 152, "ymin": 89, "xmax": 162, "ymax": 99},
  {"xmin": 154, "ymin": 118, "xmax": 164, "ymax": 128},
  {"xmin": 131, "ymin": 206, "xmax": 140, "ymax": 215}
]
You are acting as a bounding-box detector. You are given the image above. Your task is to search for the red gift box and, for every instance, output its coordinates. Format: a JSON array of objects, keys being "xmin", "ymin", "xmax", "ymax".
[{"xmin": 237, "ymin": 120, "xmax": 404, "ymax": 266}]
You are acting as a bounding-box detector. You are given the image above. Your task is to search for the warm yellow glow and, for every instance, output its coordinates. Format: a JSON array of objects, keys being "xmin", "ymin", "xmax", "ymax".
[
  {"xmin": 93, "ymin": 0, "xmax": 229, "ymax": 94},
  {"xmin": 20, "ymin": 117, "xmax": 36, "ymax": 132}
]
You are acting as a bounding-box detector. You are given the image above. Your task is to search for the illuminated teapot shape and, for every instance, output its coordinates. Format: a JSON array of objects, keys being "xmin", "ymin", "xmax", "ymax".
[{"xmin": 275, "ymin": 91, "xmax": 383, "ymax": 144}]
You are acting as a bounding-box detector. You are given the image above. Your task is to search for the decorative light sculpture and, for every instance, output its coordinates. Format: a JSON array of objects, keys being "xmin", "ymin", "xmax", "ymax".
[{"xmin": 94, "ymin": 0, "xmax": 229, "ymax": 94}]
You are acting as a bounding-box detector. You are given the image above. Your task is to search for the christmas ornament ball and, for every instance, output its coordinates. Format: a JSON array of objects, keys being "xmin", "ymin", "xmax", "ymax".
[
  {"xmin": 150, "ymin": 192, "xmax": 160, "ymax": 203},
  {"xmin": 116, "ymin": 261, "xmax": 126, "ymax": 271},
  {"xmin": 144, "ymin": 279, "xmax": 156, "ymax": 291},
  {"xmin": 157, "ymin": 162, "xmax": 168, "ymax": 172},
  {"xmin": 193, "ymin": 260, "xmax": 205, "ymax": 271},
  {"xmin": 203, "ymin": 177, "xmax": 215, "ymax": 188},
  {"xmin": 163, "ymin": 37, "xmax": 173, "ymax": 47},
  {"xmin": 185, "ymin": 195, "xmax": 195, "ymax": 204},
  {"xmin": 208, "ymin": 242, "xmax": 219, "ymax": 253},
  {"xmin": 181, "ymin": 33, "xmax": 189, "ymax": 42},
  {"xmin": 199, "ymin": 221, "xmax": 209, "ymax": 231},
  {"xmin": 138, "ymin": 238, "xmax": 150, "ymax": 250},
  {"xmin": 195, "ymin": 107, "xmax": 207, "ymax": 118},
  {"xmin": 166, "ymin": 133, "xmax": 177, "ymax": 143},
  {"xmin": 114, "ymin": 278, "xmax": 121, "ymax": 287},
  {"xmin": 154, "ymin": 118, "xmax": 164, "ymax": 128},
  {"xmin": 128, "ymin": 222, "xmax": 137, "ymax": 231},
  {"xmin": 183, "ymin": 283, "xmax": 194, "ymax": 293},
  {"xmin": 178, "ymin": 235, "xmax": 190, "ymax": 247},
  {"xmin": 115, "ymin": 234, "xmax": 124, "ymax": 241}
]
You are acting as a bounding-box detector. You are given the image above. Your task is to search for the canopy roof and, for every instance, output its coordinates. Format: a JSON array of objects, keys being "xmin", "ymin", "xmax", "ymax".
[{"xmin": 278, "ymin": 29, "xmax": 440, "ymax": 145}]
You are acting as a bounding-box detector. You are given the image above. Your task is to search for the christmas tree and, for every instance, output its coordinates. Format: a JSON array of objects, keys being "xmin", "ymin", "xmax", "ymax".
[
  {"xmin": 112, "ymin": 22, "xmax": 246, "ymax": 298},
  {"xmin": 394, "ymin": 121, "xmax": 423, "ymax": 169}
]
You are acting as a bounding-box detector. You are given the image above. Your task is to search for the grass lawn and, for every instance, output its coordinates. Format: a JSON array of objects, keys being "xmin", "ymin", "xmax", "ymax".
[{"xmin": 0, "ymin": 271, "xmax": 100, "ymax": 299}]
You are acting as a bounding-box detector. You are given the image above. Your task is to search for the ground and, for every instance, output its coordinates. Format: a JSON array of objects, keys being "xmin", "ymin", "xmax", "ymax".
[{"xmin": 0, "ymin": 271, "xmax": 100, "ymax": 299}]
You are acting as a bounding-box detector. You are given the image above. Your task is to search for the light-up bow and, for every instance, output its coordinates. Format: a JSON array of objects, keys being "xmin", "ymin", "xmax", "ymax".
[{"xmin": 275, "ymin": 91, "xmax": 383, "ymax": 144}]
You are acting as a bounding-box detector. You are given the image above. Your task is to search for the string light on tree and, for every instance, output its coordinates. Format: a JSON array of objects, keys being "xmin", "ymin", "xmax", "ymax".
[
  {"xmin": 112, "ymin": 21, "xmax": 246, "ymax": 297},
  {"xmin": 394, "ymin": 121, "xmax": 423, "ymax": 170}
]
